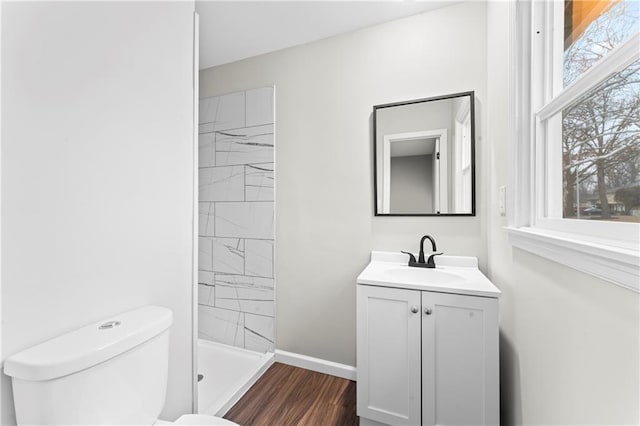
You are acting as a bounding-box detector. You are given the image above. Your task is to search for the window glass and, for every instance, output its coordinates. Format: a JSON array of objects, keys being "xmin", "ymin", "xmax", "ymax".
[
  {"xmin": 561, "ymin": 60, "xmax": 640, "ymax": 222},
  {"xmin": 564, "ymin": 0, "xmax": 640, "ymax": 87}
]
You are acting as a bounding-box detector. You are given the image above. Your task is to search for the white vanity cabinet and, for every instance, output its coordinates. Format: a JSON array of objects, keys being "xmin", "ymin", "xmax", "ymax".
[{"xmin": 356, "ymin": 252, "xmax": 500, "ymax": 426}]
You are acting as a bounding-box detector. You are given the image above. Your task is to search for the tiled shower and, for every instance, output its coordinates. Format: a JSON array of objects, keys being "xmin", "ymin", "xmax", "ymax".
[{"xmin": 197, "ymin": 87, "xmax": 275, "ymax": 353}]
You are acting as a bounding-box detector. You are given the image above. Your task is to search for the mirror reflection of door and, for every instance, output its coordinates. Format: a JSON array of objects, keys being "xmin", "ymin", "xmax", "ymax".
[{"xmin": 383, "ymin": 130, "xmax": 448, "ymax": 214}]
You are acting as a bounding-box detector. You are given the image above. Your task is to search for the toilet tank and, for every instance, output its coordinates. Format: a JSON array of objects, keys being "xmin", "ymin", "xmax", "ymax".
[{"xmin": 4, "ymin": 306, "xmax": 173, "ymax": 425}]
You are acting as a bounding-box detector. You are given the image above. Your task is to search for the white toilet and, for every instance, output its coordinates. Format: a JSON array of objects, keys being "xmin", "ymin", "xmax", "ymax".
[{"xmin": 4, "ymin": 306, "xmax": 238, "ymax": 426}]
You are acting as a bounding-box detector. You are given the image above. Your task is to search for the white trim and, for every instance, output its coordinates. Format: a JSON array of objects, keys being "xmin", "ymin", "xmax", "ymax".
[
  {"xmin": 274, "ymin": 349, "xmax": 356, "ymax": 381},
  {"xmin": 438, "ymin": 131, "xmax": 448, "ymax": 212},
  {"xmin": 455, "ymin": 98, "xmax": 471, "ymax": 123},
  {"xmin": 382, "ymin": 134, "xmax": 391, "ymax": 213},
  {"xmin": 438, "ymin": 132, "xmax": 449, "ymax": 213},
  {"xmin": 380, "ymin": 129, "xmax": 448, "ymax": 214},
  {"xmin": 537, "ymin": 33, "xmax": 640, "ymax": 121},
  {"xmin": 507, "ymin": 227, "xmax": 639, "ymax": 293},
  {"xmin": 537, "ymin": 216, "xmax": 639, "ymax": 249},
  {"xmin": 272, "ymin": 85, "xmax": 278, "ymax": 361},
  {"xmin": 550, "ymin": 0, "xmax": 564, "ymax": 98},
  {"xmin": 454, "ymin": 105, "xmax": 471, "ymax": 213},
  {"xmin": 509, "ymin": 0, "xmax": 534, "ymax": 229},
  {"xmin": 433, "ymin": 137, "xmax": 440, "ymax": 211},
  {"xmin": 0, "ymin": 1, "xmax": 3, "ymax": 421},
  {"xmin": 191, "ymin": 11, "xmax": 200, "ymax": 415}
]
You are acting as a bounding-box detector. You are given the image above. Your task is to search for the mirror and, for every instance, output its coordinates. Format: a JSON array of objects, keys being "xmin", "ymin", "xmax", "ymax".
[{"xmin": 373, "ymin": 91, "xmax": 475, "ymax": 216}]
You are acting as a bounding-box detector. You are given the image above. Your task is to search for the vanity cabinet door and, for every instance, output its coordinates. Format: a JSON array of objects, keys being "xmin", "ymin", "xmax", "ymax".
[
  {"xmin": 357, "ymin": 285, "xmax": 421, "ymax": 425},
  {"xmin": 421, "ymin": 291, "xmax": 499, "ymax": 426}
]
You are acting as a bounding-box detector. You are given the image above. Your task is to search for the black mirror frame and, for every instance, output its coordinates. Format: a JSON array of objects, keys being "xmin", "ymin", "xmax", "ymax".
[{"xmin": 372, "ymin": 90, "xmax": 476, "ymax": 217}]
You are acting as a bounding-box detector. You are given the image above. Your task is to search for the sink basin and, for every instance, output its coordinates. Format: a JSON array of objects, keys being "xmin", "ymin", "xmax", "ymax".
[
  {"xmin": 382, "ymin": 267, "xmax": 465, "ymax": 285},
  {"xmin": 357, "ymin": 251, "xmax": 501, "ymax": 298}
]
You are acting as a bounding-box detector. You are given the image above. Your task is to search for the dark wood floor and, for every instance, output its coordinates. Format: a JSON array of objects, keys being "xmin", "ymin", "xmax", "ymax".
[{"xmin": 224, "ymin": 362, "xmax": 358, "ymax": 426}]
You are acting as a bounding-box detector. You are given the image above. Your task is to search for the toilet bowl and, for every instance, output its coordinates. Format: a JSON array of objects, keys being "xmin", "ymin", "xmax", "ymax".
[{"xmin": 4, "ymin": 306, "xmax": 238, "ymax": 426}]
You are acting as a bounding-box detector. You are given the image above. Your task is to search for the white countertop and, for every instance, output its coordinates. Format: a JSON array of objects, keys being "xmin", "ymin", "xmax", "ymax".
[{"xmin": 357, "ymin": 251, "xmax": 501, "ymax": 298}]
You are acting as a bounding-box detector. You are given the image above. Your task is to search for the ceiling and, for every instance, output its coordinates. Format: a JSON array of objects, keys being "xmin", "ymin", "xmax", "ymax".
[{"xmin": 196, "ymin": 1, "xmax": 460, "ymax": 70}]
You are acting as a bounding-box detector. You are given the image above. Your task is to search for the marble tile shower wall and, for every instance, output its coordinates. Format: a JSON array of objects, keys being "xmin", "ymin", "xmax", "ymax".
[{"xmin": 198, "ymin": 87, "xmax": 275, "ymax": 353}]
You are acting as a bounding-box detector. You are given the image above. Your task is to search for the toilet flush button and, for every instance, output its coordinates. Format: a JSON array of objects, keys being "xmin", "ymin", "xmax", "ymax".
[{"xmin": 99, "ymin": 321, "xmax": 121, "ymax": 330}]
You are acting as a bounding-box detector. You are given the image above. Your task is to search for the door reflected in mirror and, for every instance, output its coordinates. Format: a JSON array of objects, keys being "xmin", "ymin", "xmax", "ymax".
[{"xmin": 374, "ymin": 92, "xmax": 475, "ymax": 216}]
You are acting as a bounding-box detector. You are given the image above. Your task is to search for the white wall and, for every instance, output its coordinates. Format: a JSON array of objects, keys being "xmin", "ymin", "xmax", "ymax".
[
  {"xmin": 1, "ymin": 2, "xmax": 196, "ymax": 423},
  {"xmin": 486, "ymin": 2, "xmax": 639, "ymax": 424},
  {"xmin": 200, "ymin": 2, "xmax": 487, "ymax": 366}
]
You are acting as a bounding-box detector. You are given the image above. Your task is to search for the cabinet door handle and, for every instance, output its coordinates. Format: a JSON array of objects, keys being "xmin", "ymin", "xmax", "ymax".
[
  {"xmin": 410, "ymin": 306, "xmax": 419, "ymax": 314},
  {"xmin": 424, "ymin": 308, "xmax": 433, "ymax": 315}
]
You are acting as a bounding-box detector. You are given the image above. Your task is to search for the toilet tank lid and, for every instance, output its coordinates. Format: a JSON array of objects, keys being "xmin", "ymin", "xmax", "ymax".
[{"xmin": 4, "ymin": 305, "xmax": 173, "ymax": 381}]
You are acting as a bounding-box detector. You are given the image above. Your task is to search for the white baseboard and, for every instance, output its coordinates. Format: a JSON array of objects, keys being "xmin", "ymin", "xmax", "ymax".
[{"xmin": 275, "ymin": 349, "xmax": 356, "ymax": 381}]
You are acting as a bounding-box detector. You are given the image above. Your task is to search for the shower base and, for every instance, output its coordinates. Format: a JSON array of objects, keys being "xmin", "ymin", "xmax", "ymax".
[{"xmin": 197, "ymin": 339, "xmax": 274, "ymax": 416}]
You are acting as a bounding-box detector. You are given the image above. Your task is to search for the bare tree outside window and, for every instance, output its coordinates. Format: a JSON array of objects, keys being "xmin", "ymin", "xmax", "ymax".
[{"xmin": 562, "ymin": 0, "xmax": 640, "ymax": 222}]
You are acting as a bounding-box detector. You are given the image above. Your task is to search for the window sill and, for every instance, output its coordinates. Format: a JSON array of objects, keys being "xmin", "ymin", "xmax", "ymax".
[{"xmin": 506, "ymin": 226, "xmax": 640, "ymax": 293}]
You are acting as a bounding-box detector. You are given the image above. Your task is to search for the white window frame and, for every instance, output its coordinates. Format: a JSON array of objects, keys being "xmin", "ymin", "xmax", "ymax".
[{"xmin": 508, "ymin": 0, "xmax": 640, "ymax": 292}]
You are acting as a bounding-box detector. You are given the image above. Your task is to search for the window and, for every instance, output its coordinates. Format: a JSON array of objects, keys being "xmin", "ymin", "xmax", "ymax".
[{"xmin": 509, "ymin": 0, "xmax": 640, "ymax": 291}]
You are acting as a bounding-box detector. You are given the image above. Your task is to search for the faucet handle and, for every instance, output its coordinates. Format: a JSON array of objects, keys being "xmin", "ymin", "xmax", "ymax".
[
  {"xmin": 426, "ymin": 252, "xmax": 443, "ymax": 268},
  {"xmin": 401, "ymin": 251, "xmax": 417, "ymax": 265}
]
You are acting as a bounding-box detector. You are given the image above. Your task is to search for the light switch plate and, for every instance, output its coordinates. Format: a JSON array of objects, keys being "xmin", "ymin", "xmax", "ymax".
[{"xmin": 499, "ymin": 186, "xmax": 506, "ymax": 216}]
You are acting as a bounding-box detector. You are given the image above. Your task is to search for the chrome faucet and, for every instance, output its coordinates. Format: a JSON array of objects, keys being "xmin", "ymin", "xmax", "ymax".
[{"xmin": 402, "ymin": 235, "xmax": 443, "ymax": 268}]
